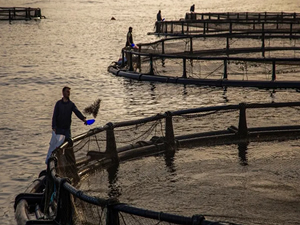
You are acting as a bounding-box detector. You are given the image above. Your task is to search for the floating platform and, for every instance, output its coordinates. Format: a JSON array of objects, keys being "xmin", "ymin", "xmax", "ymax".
[
  {"xmin": 149, "ymin": 12, "xmax": 300, "ymax": 36},
  {"xmin": 0, "ymin": 7, "xmax": 45, "ymax": 21},
  {"xmin": 109, "ymin": 33, "xmax": 300, "ymax": 89},
  {"xmin": 108, "ymin": 64, "xmax": 300, "ymax": 89},
  {"xmin": 14, "ymin": 101, "xmax": 300, "ymax": 225}
]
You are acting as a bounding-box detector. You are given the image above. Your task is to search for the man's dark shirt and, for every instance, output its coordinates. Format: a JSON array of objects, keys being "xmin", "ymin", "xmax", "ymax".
[
  {"xmin": 52, "ymin": 99, "xmax": 85, "ymax": 130},
  {"xmin": 157, "ymin": 12, "xmax": 162, "ymax": 21},
  {"xmin": 190, "ymin": 5, "xmax": 195, "ymax": 12},
  {"xmin": 126, "ymin": 31, "xmax": 133, "ymax": 47}
]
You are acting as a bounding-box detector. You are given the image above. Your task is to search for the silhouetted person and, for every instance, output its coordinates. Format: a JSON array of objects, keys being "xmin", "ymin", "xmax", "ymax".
[
  {"xmin": 190, "ymin": 4, "xmax": 196, "ymax": 20},
  {"xmin": 190, "ymin": 4, "xmax": 195, "ymax": 13},
  {"xmin": 157, "ymin": 10, "xmax": 162, "ymax": 21},
  {"xmin": 52, "ymin": 86, "xmax": 86, "ymax": 141},
  {"xmin": 125, "ymin": 27, "xmax": 133, "ymax": 47}
]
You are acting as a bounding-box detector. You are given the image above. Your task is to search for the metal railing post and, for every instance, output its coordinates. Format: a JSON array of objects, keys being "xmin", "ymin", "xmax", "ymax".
[
  {"xmin": 129, "ymin": 51, "xmax": 133, "ymax": 71},
  {"xmin": 182, "ymin": 58, "xmax": 187, "ymax": 78},
  {"xmin": 238, "ymin": 103, "xmax": 248, "ymax": 137},
  {"xmin": 106, "ymin": 122, "xmax": 119, "ymax": 163},
  {"xmin": 149, "ymin": 54, "xmax": 154, "ymax": 75},
  {"xmin": 226, "ymin": 37, "xmax": 229, "ymax": 56},
  {"xmin": 272, "ymin": 60, "xmax": 276, "ymax": 81},
  {"xmin": 165, "ymin": 111, "xmax": 176, "ymax": 152},
  {"xmin": 223, "ymin": 59, "xmax": 228, "ymax": 79}
]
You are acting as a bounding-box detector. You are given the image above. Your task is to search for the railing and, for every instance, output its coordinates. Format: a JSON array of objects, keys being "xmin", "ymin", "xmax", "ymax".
[
  {"xmin": 153, "ymin": 14, "xmax": 300, "ymax": 36},
  {"xmin": 0, "ymin": 7, "xmax": 43, "ymax": 21},
  {"xmin": 121, "ymin": 48, "xmax": 300, "ymax": 82},
  {"xmin": 138, "ymin": 33, "xmax": 300, "ymax": 57},
  {"xmin": 184, "ymin": 12, "xmax": 300, "ymax": 21},
  {"xmin": 15, "ymin": 101, "xmax": 300, "ymax": 224}
]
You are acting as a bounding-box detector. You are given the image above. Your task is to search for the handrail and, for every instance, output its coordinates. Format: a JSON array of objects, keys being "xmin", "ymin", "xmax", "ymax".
[
  {"xmin": 123, "ymin": 49, "xmax": 300, "ymax": 61},
  {"xmin": 142, "ymin": 33, "xmax": 300, "ymax": 47}
]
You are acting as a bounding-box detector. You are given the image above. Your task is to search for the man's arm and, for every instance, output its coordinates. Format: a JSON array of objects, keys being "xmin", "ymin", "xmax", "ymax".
[{"xmin": 72, "ymin": 103, "xmax": 86, "ymax": 122}]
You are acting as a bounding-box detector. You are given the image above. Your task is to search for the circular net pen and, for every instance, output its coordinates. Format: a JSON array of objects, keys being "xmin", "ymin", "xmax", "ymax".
[
  {"xmin": 15, "ymin": 101, "xmax": 300, "ymax": 225},
  {"xmin": 152, "ymin": 12, "xmax": 300, "ymax": 36},
  {"xmin": 109, "ymin": 34, "xmax": 300, "ymax": 89}
]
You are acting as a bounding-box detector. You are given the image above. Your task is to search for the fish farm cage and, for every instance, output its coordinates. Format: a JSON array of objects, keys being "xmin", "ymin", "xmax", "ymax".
[
  {"xmin": 108, "ymin": 33, "xmax": 300, "ymax": 88},
  {"xmin": 14, "ymin": 101, "xmax": 300, "ymax": 225},
  {"xmin": 0, "ymin": 7, "xmax": 44, "ymax": 21},
  {"xmin": 108, "ymin": 11, "xmax": 300, "ymax": 89},
  {"xmin": 152, "ymin": 12, "xmax": 300, "ymax": 36}
]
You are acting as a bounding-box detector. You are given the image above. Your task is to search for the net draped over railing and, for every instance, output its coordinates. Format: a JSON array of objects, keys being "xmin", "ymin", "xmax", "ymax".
[{"xmin": 41, "ymin": 101, "xmax": 300, "ymax": 225}]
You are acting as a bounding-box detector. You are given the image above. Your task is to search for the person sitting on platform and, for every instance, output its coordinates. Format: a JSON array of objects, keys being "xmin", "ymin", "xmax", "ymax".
[{"xmin": 125, "ymin": 27, "xmax": 138, "ymax": 49}]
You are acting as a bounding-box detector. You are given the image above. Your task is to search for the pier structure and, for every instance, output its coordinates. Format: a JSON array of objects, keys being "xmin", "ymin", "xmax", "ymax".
[
  {"xmin": 0, "ymin": 7, "xmax": 44, "ymax": 21},
  {"xmin": 152, "ymin": 12, "xmax": 300, "ymax": 36},
  {"xmin": 107, "ymin": 12, "xmax": 300, "ymax": 89},
  {"xmin": 15, "ymin": 101, "xmax": 300, "ymax": 225},
  {"xmin": 110, "ymin": 33, "xmax": 300, "ymax": 89}
]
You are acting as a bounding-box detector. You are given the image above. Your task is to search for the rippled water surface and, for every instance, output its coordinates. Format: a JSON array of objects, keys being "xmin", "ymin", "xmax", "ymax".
[{"xmin": 1, "ymin": 0, "xmax": 300, "ymax": 224}]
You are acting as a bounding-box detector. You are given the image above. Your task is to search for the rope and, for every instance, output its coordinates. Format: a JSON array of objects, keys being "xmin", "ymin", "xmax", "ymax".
[{"xmin": 116, "ymin": 120, "xmax": 163, "ymax": 144}]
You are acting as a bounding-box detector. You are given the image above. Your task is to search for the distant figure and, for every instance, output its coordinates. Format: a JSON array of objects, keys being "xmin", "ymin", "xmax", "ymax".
[
  {"xmin": 157, "ymin": 10, "xmax": 162, "ymax": 21},
  {"xmin": 125, "ymin": 27, "xmax": 134, "ymax": 47},
  {"xmin": 190, "ymin": 4, "xmax": 195, "ymax": 13},
  {"xmin": 52, "ymin": 86, "xmax": 86, "ymax": 141},
  {"xmin": 111, "ymin": 17, "xmax": 116, "ymax": 20}
]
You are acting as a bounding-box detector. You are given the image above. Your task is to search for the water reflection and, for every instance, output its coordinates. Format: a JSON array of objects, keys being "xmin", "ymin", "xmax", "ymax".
[
  {"xmin": 238, "ymin": 141, "xmax": 249, "ymax": 166},
  {"xmin": 222, "ymin": 87, "xmax": 229, "ymax": 103},
  {"xmin": 107, "ymin": 164, "xmax": 121, "ymax": 198},
  {"xmin": 183, "ymin": 85, "xmax": 188, "ymax": 95},
  {"xmin": 164, "ymin": 150, "xmax": 176, "ymax": 173},
  {"xmin": 270, "ymin": 89, "xmax": 276, "ymax": 103}
]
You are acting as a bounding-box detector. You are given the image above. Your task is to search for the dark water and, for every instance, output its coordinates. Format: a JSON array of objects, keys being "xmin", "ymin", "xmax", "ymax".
[
  {"xmin": 0, "ymin": 0, "xmax": 300, "ymax": 224},
  {"xmin": 80, "ymin": 141, "xmax": 300, "ymax": 224}
]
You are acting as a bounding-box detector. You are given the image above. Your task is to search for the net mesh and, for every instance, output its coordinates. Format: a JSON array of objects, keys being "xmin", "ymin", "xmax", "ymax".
[
  {"xmin": 131, "ymin": 36, "xmax": 300, "ymax": 81},
  {"xmin": 49, "ymin": 103, "xmax": 300, "ymax": 225}
]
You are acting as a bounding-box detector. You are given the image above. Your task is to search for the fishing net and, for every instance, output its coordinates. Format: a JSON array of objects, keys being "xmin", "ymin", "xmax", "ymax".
[
  {"xmin": 132, "ymin": 35, "xmax": 300, "ymax": 81},
  {"xmin": 45, "ymin": 102, "xmax": 300, "ymax": 225}
]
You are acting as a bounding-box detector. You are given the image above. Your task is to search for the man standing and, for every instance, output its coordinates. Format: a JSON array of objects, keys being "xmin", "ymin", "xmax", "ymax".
[
  {"xmin": 156, "ymin": 10, "xmax": 163, "ymax": 33},
  {"xmin": 52, "ymin": 86, "xmax": 86, "ymax": 141},
  {"xmin": 190, "ymin": 4, "xmax": 195, "ymax": 13},
  {"xmin": 125, "ymin": 27, "xmax": 133, "ymax": 47},
  {"xmin": 157, "ymin": 10, "xmax": 162, "ymax": 21}
]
